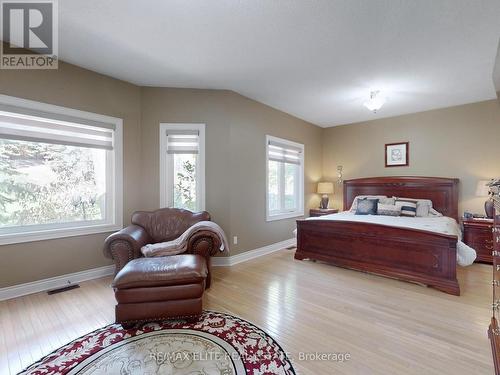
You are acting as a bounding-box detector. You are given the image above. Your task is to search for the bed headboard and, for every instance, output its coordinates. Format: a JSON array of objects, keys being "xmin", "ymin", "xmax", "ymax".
[{"xmin": 343, "ymin": 176, "xmax": 459, "ymax": 220}]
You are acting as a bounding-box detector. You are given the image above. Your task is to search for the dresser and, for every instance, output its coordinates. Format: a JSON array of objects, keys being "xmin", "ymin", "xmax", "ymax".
[
  {"xmin": 489, "ymin": 194, "xmax": 500, "ymax": 374},
  {"xmin": 462, "ymin": 219, "xmax": 494, "ymax": 263}
]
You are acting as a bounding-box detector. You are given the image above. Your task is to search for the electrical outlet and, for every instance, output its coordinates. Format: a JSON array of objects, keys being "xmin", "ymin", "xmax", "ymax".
[{"xmin": 233, "ymin": 236, "xmax": 238, "ymax": 245}]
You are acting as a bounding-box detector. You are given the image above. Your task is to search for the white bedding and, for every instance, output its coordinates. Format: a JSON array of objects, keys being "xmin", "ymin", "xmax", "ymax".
[{"xmin": 299, "ymin": 211, "xmax": 477, "ymax": 266}]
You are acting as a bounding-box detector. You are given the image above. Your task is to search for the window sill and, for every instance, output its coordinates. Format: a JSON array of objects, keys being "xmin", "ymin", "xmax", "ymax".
[
  {"xmin": 0, "ymin": 223, "xmax": 123, "ymax": 246},
  {"xmin": 266, "ymin": 211, "xmax": 304, "ymax": 222}
]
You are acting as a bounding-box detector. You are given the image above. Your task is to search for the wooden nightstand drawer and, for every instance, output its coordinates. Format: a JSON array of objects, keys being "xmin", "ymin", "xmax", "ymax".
[
  {"xmin": 462, "ymin": 219, "xmax": 494, "ymax": 263},
  {"xmin": 309, "ymin": 208, "xmax": 339, "ymax": 217},
  {"xmin": 470, "ymin": 238, "xmax": 494, "ymax": 262}
]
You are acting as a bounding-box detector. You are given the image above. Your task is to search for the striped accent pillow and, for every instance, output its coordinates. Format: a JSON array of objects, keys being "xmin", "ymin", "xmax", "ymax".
[
  {"xmin": 395, "ymin": 199, "xmax": 417, "ymax": 217},
  {"xmin": 394, "ymin": 197, "xmax": 433, "ymax": 217}
]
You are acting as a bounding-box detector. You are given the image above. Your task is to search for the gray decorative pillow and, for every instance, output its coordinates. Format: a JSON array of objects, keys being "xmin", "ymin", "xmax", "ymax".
[
  {"xmin": 378, "ymin": 203, "xmax": 401, "ymax": 216},
  {"xmin": 350, "ymin": 195, "xmax": 387, "ymax": 211},
  {"xmin": 355, "ymin": 198, "xmax": 379, "ymax": 215}
]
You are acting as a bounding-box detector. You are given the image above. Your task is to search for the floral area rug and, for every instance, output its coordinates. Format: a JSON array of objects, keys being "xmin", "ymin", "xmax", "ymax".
[{"xmin": 19, "ymin": 311, "xmax": 296, "ymax": 374}]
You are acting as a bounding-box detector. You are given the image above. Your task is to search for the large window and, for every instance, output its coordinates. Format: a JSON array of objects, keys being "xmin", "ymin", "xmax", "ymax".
[
  {"xmin": 160, "ymin": 123, "xmax": 205, "ymax": 211},
  {"xmin": 266, "ymin": 135, "xmax": 304, "ymax": 221},
  {"xmin": 0, "ymin": 95, "xmax": 123, "ymax": 244}
]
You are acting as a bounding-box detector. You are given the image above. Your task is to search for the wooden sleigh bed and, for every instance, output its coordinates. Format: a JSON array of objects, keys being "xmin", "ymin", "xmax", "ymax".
[{"xmin": 295, "ymin": 176, "xmax": 461, "ymax": 295}]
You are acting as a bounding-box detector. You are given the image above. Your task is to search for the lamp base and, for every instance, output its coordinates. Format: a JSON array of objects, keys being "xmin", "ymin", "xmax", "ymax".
[
  {"xmin": 485, "ymin": 199, "xmax": 494, "ymax": 219},
  {"xmin": 320, "ymin": 195, "xmax": 329, "ymax": 209}
]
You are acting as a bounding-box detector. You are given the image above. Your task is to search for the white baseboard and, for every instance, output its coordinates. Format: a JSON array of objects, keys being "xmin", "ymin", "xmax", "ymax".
[
  {"xmin": 0, "ymin": 264, "xmax": 115, "ymax": 301},
  {"xmin": 212, "ymin": 238, "xmax": 296, "ymax": 267},
  {"xmin": 0, "ymin": 238, "xmax": 296, "ymax": 301}
]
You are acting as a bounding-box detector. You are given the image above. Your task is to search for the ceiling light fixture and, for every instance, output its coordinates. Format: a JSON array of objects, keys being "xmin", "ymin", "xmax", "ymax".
[{"xmin": 363, "ymin": 90, "xmax": 386, "ymax": 113}]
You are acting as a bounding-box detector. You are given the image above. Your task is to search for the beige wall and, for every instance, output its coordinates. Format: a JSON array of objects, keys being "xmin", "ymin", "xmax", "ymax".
[
  {"xmin": 226, "ymin": 92, "xmax": 322, "ymax": 253},
  {"xmin": 140, "ymin": 88, "xmax": 232, "ymax": 244},
  {"xmin": 0, "ymin": 62, "xmax": 142, "ymax": 288},
  {"xmin": 322, "ymin": 99, "xmax": 500, "ymax": 214},
  {"xmin": 140, "ymin": 88, "xmax": 323, "ymax": 255}
]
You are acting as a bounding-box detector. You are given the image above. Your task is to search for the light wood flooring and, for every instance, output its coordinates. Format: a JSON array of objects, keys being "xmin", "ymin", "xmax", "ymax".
[{"xmin": 0, "ymin": 249, "xmax": 494, "ymax": 374}]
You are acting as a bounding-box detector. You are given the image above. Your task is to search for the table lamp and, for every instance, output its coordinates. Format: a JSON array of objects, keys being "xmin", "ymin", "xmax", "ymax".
[
  {"xmin": 475, "ymin": 180, "xmax": 493, "ymax": 218},
  {"xmin": 317, "ymin": 182, "xmax": 334, "ymax": 209}
]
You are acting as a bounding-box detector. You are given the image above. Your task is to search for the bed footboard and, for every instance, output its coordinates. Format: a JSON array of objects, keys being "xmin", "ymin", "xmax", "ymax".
[{"xmin": 295, "ymin": 219, "xmax": 459, "ymax": 295}]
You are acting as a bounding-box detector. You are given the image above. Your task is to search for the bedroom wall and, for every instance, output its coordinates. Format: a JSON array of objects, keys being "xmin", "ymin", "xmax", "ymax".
[
  {"xmin": 226, "ymin": 92, "xmax": 322, "ymax": 253},
  {"xmin": 140, "ymin": 88, "xmax": 323, "ymax": 256},
  {"xmin": 322, "ymin": 99, "xmax": 500, "ymax": 215},
  {"xmin": 0, "ymin": 62, "xmax": 142, "ymax": 288}
]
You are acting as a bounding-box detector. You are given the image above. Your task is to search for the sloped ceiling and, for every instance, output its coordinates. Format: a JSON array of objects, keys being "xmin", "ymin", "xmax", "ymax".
[{"xmin": 58, "ymin": 0, "xmax": 500, "ymax": 127}]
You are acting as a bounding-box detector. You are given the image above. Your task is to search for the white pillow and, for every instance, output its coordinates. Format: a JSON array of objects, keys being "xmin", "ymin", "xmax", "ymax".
[
  {"xmin": 429, "ymin": 208, "xmax": 443, "ymax": 217},
  {"xmin": 378, "ymin": 203, "xmax": 401, "ymax": 216},
  {"xmin": 350, "ymin": 195, "xmax": 389, "ymax": 211},
  {"xmin": 379, "ymin": 197, "xmax": 396, "ymax": 206},
  {"xmin": 416, "ymin": 201, "xmax": 432, "ymax": 217}
]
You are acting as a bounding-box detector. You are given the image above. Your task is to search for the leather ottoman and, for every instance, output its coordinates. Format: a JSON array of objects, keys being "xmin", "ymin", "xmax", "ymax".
[{"xmin": 112, "ymin": 254, "xmax": 207, "ymax": 326}]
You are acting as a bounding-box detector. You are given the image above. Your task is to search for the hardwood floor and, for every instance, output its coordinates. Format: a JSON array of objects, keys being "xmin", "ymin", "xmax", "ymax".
[{"xmin": 0, "ymin": 249, "xmax": 494, "ymax": 374}]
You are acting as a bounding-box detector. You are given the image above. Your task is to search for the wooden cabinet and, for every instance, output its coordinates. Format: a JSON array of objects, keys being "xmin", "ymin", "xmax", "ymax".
[
  {"xmin": 462, "ymin": 219, "xmax": 494, "ymax": 263},
  {"xmin": 309, "ymin": 208, "xmax": 339, "ymax": 217},
  {"xmin": 489, "ymin": 195, "xmax": 500, "ymax": 374}
]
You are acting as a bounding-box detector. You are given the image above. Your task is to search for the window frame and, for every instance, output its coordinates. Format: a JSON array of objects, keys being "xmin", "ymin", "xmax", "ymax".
[
  {"xmin": 159, "ymin": 123, "xmax": 206, "ymax": 211},
  {"xmin": 265, "ymin": 135, "xmax": 304, "ymax": 222},
  {"xmin": 0, "ymin": 94, "xmax": 123, "ymax": 245}
]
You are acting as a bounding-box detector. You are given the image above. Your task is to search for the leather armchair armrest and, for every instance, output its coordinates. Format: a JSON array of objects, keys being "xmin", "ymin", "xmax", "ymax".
[
  {"xmin": 103, "ymin": 225, "xmax": 151, "ymax": 274},
  {"xmin": 186, "ymin": 230, "xmax": 222, "ymax": 258},
  {"xmin": 186, "ymin": 230, "xmax": 223, "ymax": 289}
]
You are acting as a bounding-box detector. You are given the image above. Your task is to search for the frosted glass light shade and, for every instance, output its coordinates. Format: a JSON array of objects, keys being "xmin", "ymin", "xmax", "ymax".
[{"xmin": 363, "ymin": 91, "xmax": 386, "ymax": 112}]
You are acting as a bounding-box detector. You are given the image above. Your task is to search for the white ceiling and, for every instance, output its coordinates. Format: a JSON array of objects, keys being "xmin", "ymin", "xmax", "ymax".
[{"xmin": 59, "ymin": 0, "xmax": 500, "ymax": 127}]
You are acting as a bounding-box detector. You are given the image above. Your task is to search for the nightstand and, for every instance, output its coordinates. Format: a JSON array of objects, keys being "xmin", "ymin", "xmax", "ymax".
[
  {"xmin": 309, "ymin": 208, "xmax": 339, "ymax": 217},
  {"xmin": 462, "ymin": 218, "xmax": 494, "ymax": 263}
]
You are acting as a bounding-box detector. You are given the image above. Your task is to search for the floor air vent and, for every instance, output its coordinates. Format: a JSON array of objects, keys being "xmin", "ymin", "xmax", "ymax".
[{"xmin": 47, "ymin": 284, "xmax": 80, "ymax": 295}]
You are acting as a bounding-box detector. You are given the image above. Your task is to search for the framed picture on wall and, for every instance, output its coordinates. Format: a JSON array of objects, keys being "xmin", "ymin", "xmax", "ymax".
[{"xmin": 385, "ymin": 142, "xmax": 409, "ymax": 167}]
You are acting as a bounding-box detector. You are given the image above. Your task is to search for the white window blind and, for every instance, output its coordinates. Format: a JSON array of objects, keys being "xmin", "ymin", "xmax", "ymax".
[
  {"xmin": 267, "ymin": 139, "xmax": 302, "ymax": 165},
  {"xmin": 0, "ymin": 94, "xmax": 123, "ymax": 246},
  {"xmin": 166, "ymin": 129, "xmax": 199, "ymax": 154},
  {"xmin": 160, "ymin": 123, "xmax": 206, "ymax": 212},
  {"xmin": 265, "ymin": 135, "xmax": 304, "ymax": 221},
  {"xmin": 0, "ymin": 105, "xmax": 115, "ymax": 150}
]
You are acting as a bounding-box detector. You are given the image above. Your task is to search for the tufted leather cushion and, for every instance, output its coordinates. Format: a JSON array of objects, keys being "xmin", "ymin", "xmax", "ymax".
[
  {"xmin": 131, "ymin": 208, "xmax": 210, "ymax": 243},
  {"xmin": 112, "ymin": 255, "xmax": 207, "ymax": 289}
]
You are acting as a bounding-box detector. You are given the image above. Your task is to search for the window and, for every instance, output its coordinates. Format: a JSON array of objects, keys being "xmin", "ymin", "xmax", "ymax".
[
  {"xmin": 266, "ymin": 135, "xmax": 304, "ymax": 221},
  {"xmin": 160, "ymin": 123, "xmax": 205, "ymax": 211},
  {"xmin": 0, "ymin": 95, "xmax": 123, "ymax": 245}
]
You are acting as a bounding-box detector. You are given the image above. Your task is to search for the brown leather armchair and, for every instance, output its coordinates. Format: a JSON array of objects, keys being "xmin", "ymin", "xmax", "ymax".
[{"xmin": 104, "ymin": 208, "xmax": 221, "ymax": 288}]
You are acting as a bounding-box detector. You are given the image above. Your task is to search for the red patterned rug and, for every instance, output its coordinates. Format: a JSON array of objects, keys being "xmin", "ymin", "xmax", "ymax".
[{"xmin": 19, "ymin": 311, "xmax": 296, "ymax": 375}]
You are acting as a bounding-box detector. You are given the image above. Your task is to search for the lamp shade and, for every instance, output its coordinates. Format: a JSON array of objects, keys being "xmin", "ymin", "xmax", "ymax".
[
  {"xmin": 317, "ymin": 182, "xmax": 334, "ymax": 194},
  {"xmin": 475, "ymin": 180, "xmax": 490, "ymax": 197}
]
